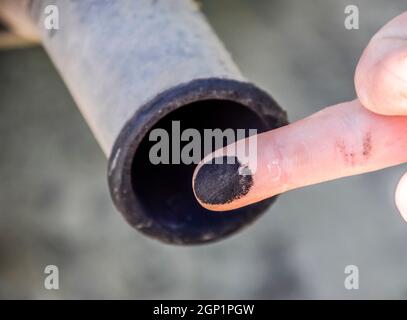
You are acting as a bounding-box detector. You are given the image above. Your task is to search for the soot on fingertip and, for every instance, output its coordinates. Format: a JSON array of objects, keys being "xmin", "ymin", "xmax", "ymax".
[{"xmin": 194, "ymin": 156, "xmax": 253, "ymax": 205}]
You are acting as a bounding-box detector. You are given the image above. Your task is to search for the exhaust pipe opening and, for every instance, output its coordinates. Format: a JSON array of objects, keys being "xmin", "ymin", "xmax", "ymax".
[
  {"xmin": 0, "ymin": 1, "xmax": 289, "ymax": 244},
  {"xmin": 108, "ymin": 78, "xmax": 287, "ymax": 245}
]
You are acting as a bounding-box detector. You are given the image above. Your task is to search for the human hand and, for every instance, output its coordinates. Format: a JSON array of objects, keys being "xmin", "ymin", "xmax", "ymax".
[{"xmin": 193, "ymin": 12, "xmax": 407, "ymax": 220}]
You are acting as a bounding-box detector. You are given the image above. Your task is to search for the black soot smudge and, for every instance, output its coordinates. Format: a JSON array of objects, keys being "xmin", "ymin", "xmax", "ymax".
[{"xmin": 194, "ymin": 156, "xmax": 253, "ymax": 205}]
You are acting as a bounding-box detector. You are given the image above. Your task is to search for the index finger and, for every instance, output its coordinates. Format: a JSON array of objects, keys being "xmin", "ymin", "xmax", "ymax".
[
  {"xmin": 193, "ymin": 100, "xmax": 407, "ymax": 211},
  {"xmin": 355, "ymin": 12, "xmax": 407, "ymax": 115}
]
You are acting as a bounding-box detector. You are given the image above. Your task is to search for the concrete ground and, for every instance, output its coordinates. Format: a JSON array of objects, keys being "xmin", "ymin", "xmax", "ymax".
[{"xmin": 0, "ymin": 0, "xmax": 406, "ymax": 299}]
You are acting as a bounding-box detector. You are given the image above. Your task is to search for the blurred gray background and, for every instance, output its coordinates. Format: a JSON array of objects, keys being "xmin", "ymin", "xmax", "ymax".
[{"xmin": 1, "ymin": 0, "xmax": 407, "ymax": 299}]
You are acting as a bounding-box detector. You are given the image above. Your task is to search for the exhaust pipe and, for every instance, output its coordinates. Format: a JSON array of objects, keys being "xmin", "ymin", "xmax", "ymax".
[{"xmin": 0, "ymin": 0, "xmax": 288, "ymax": 244}]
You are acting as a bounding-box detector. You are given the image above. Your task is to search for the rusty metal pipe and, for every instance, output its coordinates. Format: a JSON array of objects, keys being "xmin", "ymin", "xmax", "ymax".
[{"xmin": 1, "ymin": 0, "xmax": 288, "ymax": 244}]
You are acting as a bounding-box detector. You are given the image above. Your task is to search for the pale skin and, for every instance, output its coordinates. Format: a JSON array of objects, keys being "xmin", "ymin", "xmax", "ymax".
[{"xmin": 193, "ymin": 12, "xmax": 407, "ymax": 220}]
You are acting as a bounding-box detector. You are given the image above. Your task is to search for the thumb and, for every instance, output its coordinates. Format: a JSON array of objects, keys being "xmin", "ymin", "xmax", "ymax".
[
  {"xmin": 355, "ymin": 12, "xmax": 407, "ymax": 116},
  {"xmin": 355, "ymin": 12, "xmax": 407, "ymax": 220}
]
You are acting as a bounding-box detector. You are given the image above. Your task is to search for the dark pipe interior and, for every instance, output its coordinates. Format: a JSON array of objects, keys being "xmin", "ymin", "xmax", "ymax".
[{"xmin": 131, "ymin": 100, "xmax": 270, "ymax": 242}]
